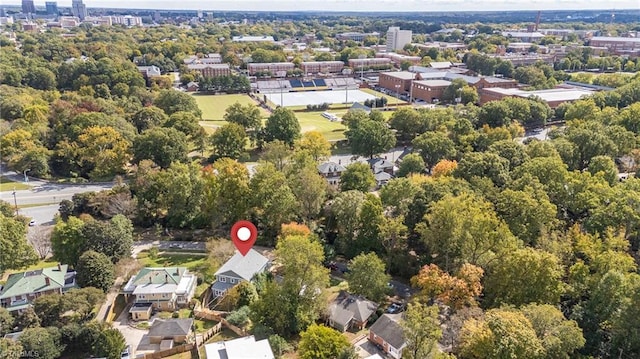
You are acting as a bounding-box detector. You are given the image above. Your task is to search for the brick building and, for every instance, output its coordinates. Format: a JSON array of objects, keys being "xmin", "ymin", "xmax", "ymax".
[
  {"xmin": 247, "ymin": 62, "xmax": 295, "ymax": 76},
  {"xmin": 187, "ymin": 64, "xmax": 231, "ymax": 78},
  {"xmin": 378, "ymin": 71, "xmax": 416, "ymax": 94},
  {"xmin": 300, "ymin": 61, "xmax": 344, "ymax": 74}
]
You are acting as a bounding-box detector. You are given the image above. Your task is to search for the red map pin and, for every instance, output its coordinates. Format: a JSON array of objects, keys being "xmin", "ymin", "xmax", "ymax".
[{"xmin": 231, "ymin": 220, "xmax": 258, "ymax": 256}]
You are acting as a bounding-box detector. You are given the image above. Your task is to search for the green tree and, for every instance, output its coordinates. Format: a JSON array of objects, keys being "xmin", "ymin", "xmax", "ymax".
[
  {"xmin": 288, "ymin": 163, "xmax": 328, "ymax": 223},
  {"xmin": 521, "ymin": 304, "xmax": 585, "ymax": 359},
  {"xmin": 211, "ymin": 123, "xmax": 247, "ymax": 160},
  {"xmin": 397, "ymin": 153, "xmax": 426, "ymax": 177},
  {"xmin": 264, "ymin": 107, "xmax": 301, "ymax": 147},
  {"xmin": 203, "ymin": 159, "xmax": 251, "ymax": 227},
  {"xmin": 76, "ymin": 126, "xmax": 131, "ymax": 180},
  {"xmin": 93, "ymin": 328, "xmax": 126, "ymax": 359},
  {"xmin": 19, "ymin": 327, "xmax": 63, "ymax": 359},
  {"xmin": 402, "ymin": 302, "xmax": 443, "ymax": 359},
  {"xmin": 249, "ymin": 162, "xmax": 297, "ymax": 241},
  {"xmin": 346, "ymin": 253, "xmax": 390, "ymax": 302},
  {"xmin": 154, "ymin": 89, "xmax": 202, "ymax": 117},
  {"xmin": 413, "ymin": 131, "xmax": 456, "ymax": 169},
  {"xmin": 261, "ymin": 140, "xmax": 292, "ymax": 171},
  {"xmin": 15, "ymin": 306, "xmax": 41, "ymax": 330},
  {"xmin": 130, "ymin": 106, "xmax": 168, "ymax": 132},
  {"xmin": 298, "ymin": 324, "xmax": 352, "ymax": 359},
  {"xmin": 483, "ymin": 248, "xmax": 564, "ymax": 308},
  {"xmin": 455, "ymin": 152, "xmax": 511, "ymax": 187},
  {"xmin": 494, "ymin": 188, "xmax": 557, "ymax": 245},
  {"xmin": 339, "ymin": 162, "xmax": 375, "ymax": 192},
  {"xmin": 81, "ymin": 215, "xmax": 133, "ymax": 263},
  {"xmin": 165, "ymin": 111, "xmax": 203, "ymax": 140},
  {"xmin": 0, "ymin": 308, "xmax": 14, "ymax": 337},
  {"xmin": 389, "ymin": 107, "xmax": 424, "ymax": 143},
  {"xmin": 25, "ymin": 67, "xmax": 57, "ymax": 90},
  {"xmin": 346, "ymin": 119, "xmax": 396, "ymax": 158},
  {"xmin": 417, "ymin": 194, "xmax": 517, "ymax": 272},
  {"xmin": 51, "ymin": 216, "xmax": 86, "ymax": 267},
  {"xmin": 459, "ymin": 309, "xmax": 545, "ymax": 359},
  {"xmin": 0, "ymin": 213, "xmax": 39, "ymax": 273},
  {"xmin": 133, "ymin": 127, "xmax": 188, "ymax": 168},
  {"xmin": 297, "ymin": 131, "xmax": 331, "ymax": 161},
  {"xmin": 76, "ymin": 250, "xmax": 115, "ymax": 292},
  {"xmin": 0, "ymin": 338, "xmax": 23, "ymax": 358},
  {"xmin": 587, "ymin": 155, "xmax": 618, "ymax": 186},
  {"xmin": 223, "ymin": 102, "xmax": 263, "ymax": 142},
  {"xmin": 379, "ymin": 177, "xmax": 420, "ymax": 217}
]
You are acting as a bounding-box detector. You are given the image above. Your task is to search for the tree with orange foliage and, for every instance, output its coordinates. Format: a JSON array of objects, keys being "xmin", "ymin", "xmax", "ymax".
[
  {"xmin": 432, "ymin": 159, "xmax": 458, "ymax": 178},
  {"xmin": 411, "ymin": 263, "xmax": 484, "ymax": 310},
  {"xmin": 280, "ymin": 222, "xmax": 312, "ymax": 239}
]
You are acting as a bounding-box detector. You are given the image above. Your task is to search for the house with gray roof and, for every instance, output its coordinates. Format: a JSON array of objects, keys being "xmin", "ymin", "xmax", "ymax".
[
  {"xmin": 211, "ymin": 249, "xmax": 269, "ymax": 297},
  {"xmin": 369, "ymin": 314, "xmax": 406, "ymax": 359},
  {"xmin": 205, "ymin": 335, "xmax": 275, "ymax": 359},
  {"xmin": 318, "ymin": 161, "xmax": 347, "ymax": 186},
  {"xmin": 327, "ymin": 291, "xmax": 378, "ymax": 332},
  {"xmin": 148, "ymin": 318, "xmax": 194, "ymax": 344},
  {"xmin": 122, "ymin": 267, "xmax": 196, "ymax": 315},
  {"xmin": 0, "ymin": 264, "xmax": 76, "ymax": 313}
]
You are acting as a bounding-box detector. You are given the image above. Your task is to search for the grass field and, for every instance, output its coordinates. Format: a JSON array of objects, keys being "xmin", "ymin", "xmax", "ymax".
[
  {"xmin": 137, "ymin": 251, "xmax": 207, "ymax": 273},
  {"xmin": 296, "ymin": 112, "xmax": 347, "ymax": 141},
  {"xmin": 0, "ymin": 176, "xmax": 31, "ymax": 191},
  {"xmin": 193, "ymin": 94, "xmax": 270, "ymax": 121}
]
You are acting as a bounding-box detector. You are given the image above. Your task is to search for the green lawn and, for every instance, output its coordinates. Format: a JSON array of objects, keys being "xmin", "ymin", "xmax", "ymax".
[
  {"xmin": 137, "ymin": 251, "xmax": 207, "ymax": 273},
  {"xmin": 296, "ymin": 111, "xmax": 347, "ymax": 141},
  {"xmin": 193, "ymin": 94, "xmax": 270, "ymax": 121},
  {"xmin": 0, "ymin": 176, "xmax": 32, "ymax": 192},
  {"xmin": 360, "ymin": 88, "xmax": 407, "ymax": 105}
]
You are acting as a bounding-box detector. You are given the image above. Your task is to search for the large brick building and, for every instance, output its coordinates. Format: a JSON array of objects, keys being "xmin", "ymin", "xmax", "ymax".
[
  {"xmin": 411, "ymin": 79, "xmax": 452, "ymax": 103},
  {"xmin": 479, "ymin": 87, "xmax": 595, "ymax": 108},
  {"xmin": 187, "ymin": 64, "xmax": 231, "ymax": 78},
  {"xmin": 378, "ymin": 71, "xmax": 416, "ymax": 95},
  {"xmin": 247, "ymin": 62, "xmax": 295, "ymax": 76},
  {"xmin": 300, "ymin": 61, "xmax": 344, "ymax": 74},
  {"xmin": 589, "ymin": 36, "xmax": 640, "ymax": 56}
]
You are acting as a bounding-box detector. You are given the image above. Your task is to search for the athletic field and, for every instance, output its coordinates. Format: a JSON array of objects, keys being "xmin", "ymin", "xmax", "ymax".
[{"xmin": 264, "ymin": 89, "xmax": 376, "ymax": 107}]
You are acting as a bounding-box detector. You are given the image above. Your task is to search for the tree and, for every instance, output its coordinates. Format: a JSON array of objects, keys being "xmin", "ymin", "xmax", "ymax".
[
  {"xmin": 0, "ymin": 308, "xmax": 13, "ymax": 337},
  {"xmin": 93, "ymin": 328, "xmax": 126, "ymax": 359},
  {"xmin": 432, "ymin": 160, "xmax": 458, "ymax": 178},
  {"xmin": 25, "ymin": 67, "xmax": 57, "ymax": 90},
  {"xmin": 15, "ymin": 306, "xmax": 40, "ymax": 330},
  {"xmin": 339, "ymin": 162, "xmax": 375, "ymax": 192},
  {"xmin": 297, "ymin": 131, "xmax": 331, "ymax": 161},
  {"xmin": 411, "ymin": 263, "xmax": 484, "ymax": 310},
  {"xmin": 346, "ymin": 253, "xmax": 390, "ymax": 302},
  {"xmin": 397, "ymin": 153, "xmax": 426, "ymax": 177},
  {"xmin": 379, "ymin": 177, "xmax": 420, "ymax": 217},
  {"xmin": 494, "ymin": 188, "xmax": 557, "ymax": 246},
  {"xmin": 483, "ymin": 248, "xmax": 564, "ymax": 308},
  {"xmin": 346, "ymin": 119, "xmax": 396, "ymax": 158},
  {"xmin": 81, "ymin": 215, "xmax": 133, "ymax": 263},
  {"xmin": 298, "ymin": 324, "xmax": 352, "ymax": 359},
  {"xmin": 459, "ymin": 309, "xmax": 545, "ymax": 359},
  {"xmin": 264, "ymin": 107, "xmax": 301, "ymax": 147},
  {"xmin": 133, "ymin": 127, "xmax": 188, "ymax": 169},
  {"xmin": 455, "ymin": 152, "xmax": 511, "ymax": 187},
  {"xmin": 261, "ymin": 140, "xmax": 292, "ymax": 171},
  {"xmin": 154, "ymin": 89, "xmax": 202, "ymax": 117},
  {"xmin": 29, "ymin": 226, "xmax": 53, "ymax": 259},
  {"xmin": 203, "ymin": 159, "xmax": 251, "ymax": 227},
  {"xmin": 76, "ymin": 250, "xmax": 115, "ymax": 292},
  {"xmin": 130, "ymin": 106, "xmax": 168, "ymax": 132},
  {"xmin": 0, "ymin": 338, "xmax": 23, "ymax": 358},
  {"xmin": 223, "ymin": 102, "xmax": 263, "ymax": 141},
  {"xmin": 19, "ymin": 327, "xmax": 63, "ymax": 359},
  {"xmin": 379, "ymin": 216, "xmax": 408, "ymax": 274},
  {"xmin": 76, "ymin": 126, "xmax": 131, "ymax": 180},
  {"xmin": 0, "ymin": 213, "xmax": 39, "ymax": 273},
  {"xmin": 51, "ymin": 216, "xmax": 86, "ymax": 267},
  {"xmin": 402, "ymin": 302, "xmax": 443, "ymax": 359},
  {"xmin": 417, "ymin": 194, "xmax": 517, "ymax": 272},
  {"xmin": 269, "ymin": 334, "xmax": 293, "ymax": 358},
  {"xmin": 413, "ymin": 131, "xmax": 456, "ymax": 170},
  {"xmin": 211, "ymin": 123, "xmax": 247, "ymax": 160},
  {"xmin": 389, "ymin": 107, "xmax": 424, "ymax": 143},
  {"xmin": 587, "ymin": 155, "xmax": 618, "ymax": 186},
  {"xmin": 521, "ymin": 304, "xmax": 585, "ymax": 359},
  {"xmin": 249, "ymin": 162, "xmax": 297, "ymax": 240},
  {"xmin": 288, "ymin": 163, "xmax": 328, "ymax": 222}
]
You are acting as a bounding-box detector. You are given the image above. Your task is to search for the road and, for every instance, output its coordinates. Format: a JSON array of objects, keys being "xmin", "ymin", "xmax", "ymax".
[
  {"xmin": 0, "ymin": 182, "xmax": 114, "ymax": 206},
  {"xmin": 21, "ymin": 205, "xmax": 59, "ymax": 226}
]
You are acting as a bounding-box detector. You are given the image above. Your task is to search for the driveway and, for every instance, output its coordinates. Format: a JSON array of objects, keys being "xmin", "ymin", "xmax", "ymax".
[
  {"xmin": 354, "ymin": 335, "xmax": 385, "ymax": 358},
  {"xmin": 112, "ymin": 303, "xmax": 149, "ymax": 357}
]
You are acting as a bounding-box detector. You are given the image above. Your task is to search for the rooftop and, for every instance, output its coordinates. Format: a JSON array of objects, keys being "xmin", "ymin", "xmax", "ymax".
[
  {"xmin": 414, "ymin": 79, "xmax": 452, "ymax": 87},
  {"xmin": 205, "ymin": 335, "xmax": 275, "ymax": 359},
  {"xmin": 148, "ymin": 318, "xmax": 194, "ymax": 337},
  {"xmin": 380, "ymin": 71, "xmax": 416, "ymax": 80},
  {"xmin": 214, "ymin": 249, "xmax": 269, "ymax": 281},
  {"xmin": 0, "ymin": 265, "xmax": 70, "ymax": 300},
  {"xmin": 484, "ymin": 87, "xmax": 595, "ymax": 102},
  {"xmin": 370, "ymin": 314, "xmax": 405, "ymax": 349}
]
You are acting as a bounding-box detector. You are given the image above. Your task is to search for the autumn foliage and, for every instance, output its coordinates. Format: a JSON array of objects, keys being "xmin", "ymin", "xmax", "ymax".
[
  {"xmin": 280, "ymin": 222, "xmax": 312, "ymax": 239},
  {"xmin": 432, "ymin": 159, "xmax": 458, "ymax": 178},
  {"xmin": 411, "ymin": 263, "xmax": 484, "ymax": 310}
]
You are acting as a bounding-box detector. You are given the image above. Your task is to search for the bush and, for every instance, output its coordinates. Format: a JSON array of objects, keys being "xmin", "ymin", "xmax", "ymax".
[{"xmin": 226, "ymin": 306, "xmax": 251, "ymax": 328}]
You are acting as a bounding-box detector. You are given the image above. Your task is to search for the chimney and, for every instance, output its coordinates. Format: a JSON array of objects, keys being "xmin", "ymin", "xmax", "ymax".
[
  {"xmin": 149, "ymin": 276, "xmax": 152, "ymax": 283},
  {"xmin": 165, "ymin": 274, "xmax": 168, "ymax": 283},
  {"xmin": 57, "ymin": 264, "xmax": 61, "ymax": 271},
  {"xmin": 45, "ymin": 277, "xmax": 50, "ymax": 286}
]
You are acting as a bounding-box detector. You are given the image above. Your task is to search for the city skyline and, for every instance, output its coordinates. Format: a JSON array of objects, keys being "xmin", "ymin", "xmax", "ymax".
[{"xmin": 5, "ymin": 0, "xmax": 639, "ymax": 12}]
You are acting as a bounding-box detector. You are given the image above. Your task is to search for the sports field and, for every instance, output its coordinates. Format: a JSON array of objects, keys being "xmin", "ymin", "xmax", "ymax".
[
  {"xmin": 264, "ymin": 89, "xmax": 376, "ymax": 107},
  {"xmin": 296, "ymin": 112, "xmax": 347, "ymax": 141},
  {"xmin": 192, "ymin": 94, "xmax": 270, "ymax": 121}
]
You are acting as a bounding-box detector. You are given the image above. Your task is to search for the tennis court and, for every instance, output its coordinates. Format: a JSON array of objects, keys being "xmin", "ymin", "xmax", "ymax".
[{"xmin": 264, "ymin": 89, "xmax": 376, "ymax": 107}]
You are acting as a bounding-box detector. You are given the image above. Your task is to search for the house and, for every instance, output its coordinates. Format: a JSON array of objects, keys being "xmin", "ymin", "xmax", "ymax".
[
  {"xmin": 147, "ymin": 318, "xmax": 194, "ymax": 344},
  {"xmin": 137, "ymin": 65, "xmax": 162, "ymax": 78},
  {"xmin": 369, "ymin": 314, "xmax": 406, "ymax": 359},
  {"xmin": 205, "ymin": 335, "xmax": 275, "ymax": 359},
  {"xmin": 122, "ymin": 267, "xmax": 197, "ymax": 318},
  {"xmin": 186, "ymin": 81, "xmax": 199, "ymax": 92},
  {"xmin": 318, "ymin": 161, "xmax": 347, "ymax": 186},
  {"xmin": 374, "ymin": 172, "xmax": 393, "ymax": 187},
  {"xmin": 211, "ymin": 249, "xmax": 269, "ymax": 297},
  {"xmin": 327, "ymin": 291, "xmax": 378, "ymax": 332},
  {"xmin": 368, "ymin": 158, "xmax": 396, "ymax": 175},
  {"xmin": 3, "ymin": 331, "xmax": 23, "ymax": 342},
  {"xmin": 0, "ymin": 264, "xmax": 76, "ymax": 313}
]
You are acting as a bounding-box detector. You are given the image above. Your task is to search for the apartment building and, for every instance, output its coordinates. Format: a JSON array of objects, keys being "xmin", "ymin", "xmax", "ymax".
[
  {"xmin": 300, "ymin": 61, "xmax": 344, "ymax": 74},
  {"xmin": 187, "ymin": 64, "xmax": 231, "ymax": 78},
  {"xmin": 386, "ymin": 27, "xmax": 412, "ymax": 52},
  {"xmin": 247, "ymin": 62, "xmax": 294, "ymax": 76},
  {"xmin": 589, "ymin": 36, "xmax": 640, "ymax": 56},
  {"xmin": 376, "ymin": 52, "xmax": 421, "ymax": 66}
]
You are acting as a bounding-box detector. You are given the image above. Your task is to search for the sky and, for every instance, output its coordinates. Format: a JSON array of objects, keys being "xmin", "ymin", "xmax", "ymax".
[{"xmin": 6, "ymin": 0, "xmax": 639, "ymax": 12}]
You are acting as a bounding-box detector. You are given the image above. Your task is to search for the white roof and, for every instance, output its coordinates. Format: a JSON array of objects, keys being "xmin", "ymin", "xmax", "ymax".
[
  {"xmin": 214, "ymin": 249, "xmax": 269, "ymax": 281},
  {"xmin": 414, "ymin": 79, "xmax": 451, "ymax": 87},
  {"xmin": 366, "ymin": 355, "xmax": 384, "ymax": 359},
  {"xmin": 484, "ymin": 87, "xmax": 594, "ymax": 102},
  {"xmin": 430, "ymin": 61, "xmax": 453, "ymax": 69},
  {"xmin": 591, "ymin": 36, "xmax": 640, "ymax": 43},
  {"xmin": 133, "ymin": 283, "xmax": 177, "ymax": 295},
  {"xmin": 176, "ymin": 273, "xmax": 196, "ymax": 295},
  {"xmin": 205, "ymin": 336, "xmax": 274, "ymax": 359}
]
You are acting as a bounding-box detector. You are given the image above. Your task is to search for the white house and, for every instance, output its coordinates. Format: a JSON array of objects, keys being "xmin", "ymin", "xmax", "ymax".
[{"xmin": 211, "ymin": 249, "xmax": 269, "ymax": 297}]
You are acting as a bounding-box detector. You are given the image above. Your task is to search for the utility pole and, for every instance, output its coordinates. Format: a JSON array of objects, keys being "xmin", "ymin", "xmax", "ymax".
[{"xmin": 12, "ymin": 187, "xmax": 18, "ymax": 216}]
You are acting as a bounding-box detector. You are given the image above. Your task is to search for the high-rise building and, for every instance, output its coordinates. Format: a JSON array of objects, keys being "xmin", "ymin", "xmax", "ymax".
[
  {"xmin": 45, "ymin": 1, "xmax": 58, "ymax": 15},
  {"xmin": 71, "ymin": 0, "xmax": 87, "ymax": 21},
  {"xmin": 22, "ymin": 0, "xmax": 36, "ymax": 14},
  {"xmin": 386, "ymin": 27, "xmax": 412, "ymax": 52}
]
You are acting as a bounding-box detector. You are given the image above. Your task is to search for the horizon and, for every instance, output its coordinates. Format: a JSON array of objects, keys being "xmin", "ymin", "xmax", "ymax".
[{"xmin": 4, "ymin": 0, "xmax": 639, "ymax": 12}]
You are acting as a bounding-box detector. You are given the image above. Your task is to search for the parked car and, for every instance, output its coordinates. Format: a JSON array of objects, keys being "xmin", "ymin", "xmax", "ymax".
[
  {"xmin": 29, "ymin": 220, "xmax": 36, "ymax": 226},
  {"xmin": 121, "ymin": 345, "xmax": 132, "ymax": 359},
  {"xmin": 386, "ymin": 302, "xmax": 405, "ymax": 314}
]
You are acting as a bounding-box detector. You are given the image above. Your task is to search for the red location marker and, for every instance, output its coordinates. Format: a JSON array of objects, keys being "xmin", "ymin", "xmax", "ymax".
[{"xmin": 231, "ymin": 220, "xmax": 258, "ymax": 256}]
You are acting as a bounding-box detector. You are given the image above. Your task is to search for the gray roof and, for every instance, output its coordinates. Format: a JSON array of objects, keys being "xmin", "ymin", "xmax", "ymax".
[
  {"xmin": 375, "ymin": 172, "xmax": 392, "ymax": 181},
  {"xmin": 148, "ymin": 319, "xmax": 193, "ymax": 337},
  {"xmin": 370, "ymin": 314, "xmax": 405, "ymax": 349},
  {"xmin": 318, "ymin": 162, "xmax": 346, "ymax": 174},
  {"xmin": 211, "ymin": 280, "xmax": 235, "ymax": 293},
  {"xmin": 329, "ymin": 291, "xmax": 378, "ymax": 325},
  {"xmin": 214, "ymin": 249, "xmax": 269, "ymax": 281}
]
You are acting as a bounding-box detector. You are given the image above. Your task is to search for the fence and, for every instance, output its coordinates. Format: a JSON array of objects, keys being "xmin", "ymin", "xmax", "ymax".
[
  {"xmin": 142, "ymin": 343, "xmax": 195, "ymax": 359},
  {"xmin": 193, "ymin": 307, "xmax": 247, "ymax": 337},
  {"xmin": 200, "ymin": 322, "xmax": 223, "ymax": 344}
]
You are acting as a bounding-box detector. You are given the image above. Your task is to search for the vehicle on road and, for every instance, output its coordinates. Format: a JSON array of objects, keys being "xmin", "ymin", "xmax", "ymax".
[{"xmin": 29, "ymin": 220, "xmax": 36, "ymax": 226}]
